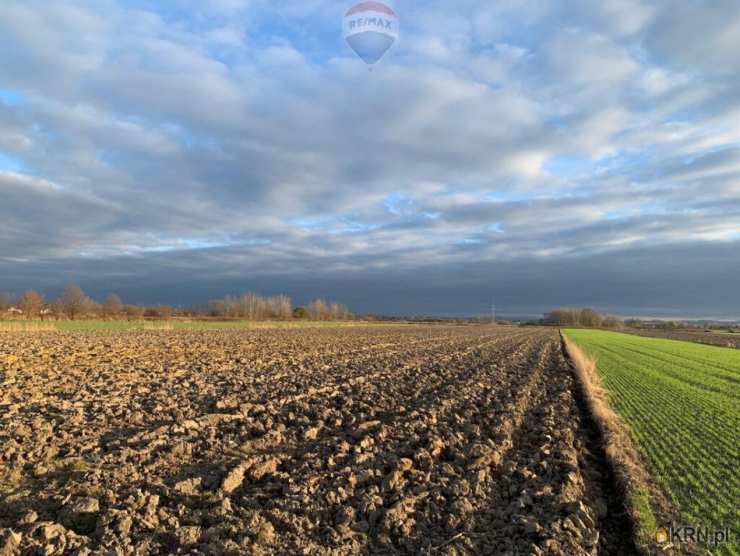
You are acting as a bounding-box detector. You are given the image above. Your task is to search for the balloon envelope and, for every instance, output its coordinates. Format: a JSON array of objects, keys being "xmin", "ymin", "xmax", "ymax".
[{"xmin": 343, "ymin": 2, "xmax": 399, "ymax": 65}]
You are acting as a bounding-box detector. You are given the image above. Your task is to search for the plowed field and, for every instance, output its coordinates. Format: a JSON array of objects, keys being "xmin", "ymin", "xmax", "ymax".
[{"xmin": 0, "ymin": 326, "xmax": 636, "ymax": 555}]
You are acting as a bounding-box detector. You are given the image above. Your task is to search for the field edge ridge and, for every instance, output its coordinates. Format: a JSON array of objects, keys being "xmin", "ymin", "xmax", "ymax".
[{"xmin": 560, "ymin": 331, "xmax": 678, "ymax": 556}]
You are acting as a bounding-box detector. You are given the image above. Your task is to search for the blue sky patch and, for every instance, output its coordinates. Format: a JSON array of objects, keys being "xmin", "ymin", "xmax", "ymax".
[
  {"xmin": 0, "ymin": 89, "xmax": 23, "ymax": 105},
  {"xmin": 0, "ymin": 153, "xmax": 22, "ymax": 172}
]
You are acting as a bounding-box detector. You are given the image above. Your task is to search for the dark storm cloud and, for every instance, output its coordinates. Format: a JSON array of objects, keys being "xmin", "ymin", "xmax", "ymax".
[{"xmin": 1, "ymin": 240, "xmax": 738, "ymax": 319}]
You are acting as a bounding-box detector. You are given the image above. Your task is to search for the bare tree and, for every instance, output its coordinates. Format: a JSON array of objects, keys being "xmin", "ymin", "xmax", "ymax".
[
  {"xmin": 49, "ymin": 300, "xmax": 66, "ymax": 320},
  {"xmin": 103, "ymin": 294, "xmax": 123, "ymax": 318},
  {"xmin": 306, "ymin": 299, "xmax": 329, "ymax": 320},
  {"xmin": 602, "ymin": 316, "xmax": 623, "ymax": 329},
  {"xmin": 244, "ymin": 293, "xmax": 261, "ymax": 319},
  {"xmin": 0, "ymin": 293, "xmax": 13, "ymax": 313},
  {"xmin": 304, "ymin": 299, "xmax": 351, "ymax": 321},
  {"xmin": 157, "ymin": 305, "xmax": 174, "ymax": 320},
  {"xmin": 209, "ymin": 292, "xmax": 293, "ymax": 320},
  {"xmin": 59, "ymin": 284, "xmax": 89, "ymax": 320},
  {"xmin": 545, "ymin": 307, "xmax": 606, "ymax": 327},
  {"xmin": 329, "ymin": 302, "xmax": 351, "ymax": 320},
  {"xmin": 86, "ymin": 299, "xmax": 102, "ymax": 318},
  {"xmin": 208, "ymin": 293, "xmax": 349, "ymax": 321},
  {"xmin": 19, "ymin": 290, "xmax": 45, "ymax": 319},
  {"xmin": 579, "ymin": 308, "xmax": 603, "ymax": 328},
  {"xmin": 124, "ymin": 304, "xmax": 145, "ymax": 320},
  {"xmin": 208, "ymin": 298, "xmax": 228, "ymax": 318},
  {"xmin": 268, "ymin": 295, "xmax": 292, "ymax": 320},
  {"xmin": 544, "ymin": 308, "xmax": 579, "ymax": 326}
]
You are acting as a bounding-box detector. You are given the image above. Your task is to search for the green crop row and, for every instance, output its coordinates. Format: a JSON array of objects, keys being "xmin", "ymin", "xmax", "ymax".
[{"xmin": 564, "ymin": 329, "xmax": 739, "ymax": 556}]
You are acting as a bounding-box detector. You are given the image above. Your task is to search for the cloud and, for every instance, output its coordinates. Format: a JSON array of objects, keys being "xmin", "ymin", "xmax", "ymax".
[
  {"xmin": 0, "ymin": 0, "xmax": 738, "ymax": 316},
  {"xmin": 0, "ymin": 171, "xmax": 121, "ymax": 260},
  {"xmin": 646, "ymin": 0, "xmax": 740, "ymax": 75}
]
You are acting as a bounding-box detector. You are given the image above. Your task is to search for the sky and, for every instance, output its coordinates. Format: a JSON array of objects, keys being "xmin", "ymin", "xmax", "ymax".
[{"xmin": 1, "ymin": 0, "xmax": 739, "ymax": 318}]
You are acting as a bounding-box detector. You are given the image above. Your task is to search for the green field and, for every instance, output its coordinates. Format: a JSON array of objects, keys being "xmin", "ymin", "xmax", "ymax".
[{"xmin": 565, "ymin": 329, "xmax": 739, "ymax": 555}]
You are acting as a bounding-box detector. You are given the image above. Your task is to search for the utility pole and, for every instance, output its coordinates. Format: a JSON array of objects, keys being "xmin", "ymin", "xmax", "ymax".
[{"xmin": 492, "ymin": 302, "xmax": 496, "ymax": 324}]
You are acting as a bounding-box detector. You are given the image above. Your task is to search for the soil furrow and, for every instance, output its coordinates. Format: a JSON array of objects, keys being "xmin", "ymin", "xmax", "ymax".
[{"xmin": 0, "ymin": 326, "xmax": 639, "ymax": 556}]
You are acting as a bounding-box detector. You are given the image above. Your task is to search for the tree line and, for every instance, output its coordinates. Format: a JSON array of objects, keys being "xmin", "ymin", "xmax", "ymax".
[
  {"xmin": 207, "ymin": 293, "xmax": 351, "ymax": 321},
  {"xmin": 542, "ymin": 308, "xmax": 711, "ymax": 330},
  {"xmin": 0, "ymin": 285, "xmax": 353, "ymax": 321},
  {"xmin": 543, "ymin": 308, "xmax": 624, "ymax": 329}
]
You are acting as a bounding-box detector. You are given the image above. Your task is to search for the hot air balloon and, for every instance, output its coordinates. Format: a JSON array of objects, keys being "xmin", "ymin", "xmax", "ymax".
[{"xmin": 343, "ymin": 2, "xmax": 399, "ymax": 66}]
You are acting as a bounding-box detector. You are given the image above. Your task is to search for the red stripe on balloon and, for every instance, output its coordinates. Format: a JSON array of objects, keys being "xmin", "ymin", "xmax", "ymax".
[{"xmin": 346, "ymin": 2, "xmax": 396, "ymax": 17}]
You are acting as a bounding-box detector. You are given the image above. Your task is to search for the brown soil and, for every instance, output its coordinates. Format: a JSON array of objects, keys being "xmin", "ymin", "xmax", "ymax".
[{"xmin": 0, "ymin": 326, "xmax": 638, "ymax": 555}]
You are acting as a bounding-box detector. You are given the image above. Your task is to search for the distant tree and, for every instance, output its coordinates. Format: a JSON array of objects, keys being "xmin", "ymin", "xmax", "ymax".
[
  {"xmin": 208, "ymin": 292, "xmax": 293, "ymax": 320},
  {"xmin": 124, "ymin": 304, "xmax": 145, "ymax": 320},
  {"xmin": 544, "ymin": 308, "xmax": 579, "ymax": 326},
  {"xmin": 59, "ymin": 284, "xmax": 89, "ymax": 320},
  {"xmin": 304, "ymin": 299, "xmax": 352, "ymax": 321},
  {"xmin": 306, "ymin": 299, "xmax": 329, "ymax": 321},
  {"xmin": 208, "ymin": 298, "xmax": 227, "ymax": 318},
  {"xmin": 19, "ymin": 290, "xmax": 45, "ymax": 318},
  {"xmin": 579, "ymin": 308, "xmax": 603, "ymax": 328},
  {"xmin": 602, "ymin": 316, "xmax": 623, "ymax": 329},
  {"xmin": 544, "ymin": 307, "xmax": 607, "ymax": 328},
  {"xmin": 268, "ymin": 295, "xmax": 292, "ymax": 319},
  {"xmin": 102, "ymin": 294, "xmax": 123, "ymax": 318},
  {"xmin": 624, "ymin": 318, "xmax": 643, "ymax": 329},
  {"xmin": 158, "ymin": 305, "xmax": 174, "ymax": 320},
  {"xmin": 49, "ymin": 299, "xmax": 66, "ymax": 320},
  {"xmin": 86, "ymin": 299, "xmax": 102, "ymax": 318},
  {"xmin": 329, "ymin": 302, "xmax": 352, "ymax": 320},
  {"xmin": 138, "ymin": 291, "xmax": 348, "ymax": 322},
  {"xmin": 0, "ymin": 293, "xmax": 13, "ymax": 313},
  {"xmin": 241, "ymin": 292, "xmax": 262, "ymax": 319}
]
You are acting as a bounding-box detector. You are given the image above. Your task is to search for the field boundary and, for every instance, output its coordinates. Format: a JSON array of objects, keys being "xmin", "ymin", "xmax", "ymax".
[
  {"xmin": 560, "ymin": 332, "xmax": 686, "ymax": 556},
  {"xmin": 0, "ymin": 319, "xmax": 483, "ymax": 332},
  {"xmin": 560, "ymin": 326, "xmax": 740, "ymax": 351},
  {"xmin": 621, "ymin": 329, "xmax": 740, "ymax": 351}
]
